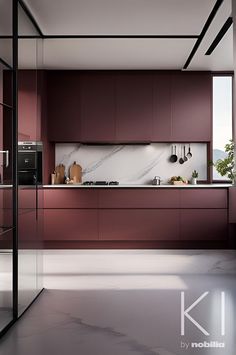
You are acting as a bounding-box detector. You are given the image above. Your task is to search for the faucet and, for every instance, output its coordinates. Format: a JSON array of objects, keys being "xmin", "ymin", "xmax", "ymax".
[{"xmin": 152, "ymin": 176, "xmax": 161, "ymax": 185}]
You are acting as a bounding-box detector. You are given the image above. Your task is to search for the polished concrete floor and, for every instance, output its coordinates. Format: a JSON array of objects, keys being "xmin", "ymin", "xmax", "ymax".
[{"xmin": 0, "ymin": 250, "xmax": 236, "ymax": 355}]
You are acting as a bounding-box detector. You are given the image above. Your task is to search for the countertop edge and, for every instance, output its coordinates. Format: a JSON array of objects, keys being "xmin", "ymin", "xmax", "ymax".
[{"xmin": 42, "ymin": 184, "xmax": 233, "ymax": 189}]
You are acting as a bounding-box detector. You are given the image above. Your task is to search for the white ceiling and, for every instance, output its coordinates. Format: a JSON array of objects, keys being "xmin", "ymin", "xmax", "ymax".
[
  {"xmin": 17, "ymin": 0, "xmax": 233, "ymax": 70},
  {"xmin": 24, "ymin": 0, "xmax": 216, "ymax": 35},
  {"xmin": 41, "ymin": 38, "xmax": 196, "ymax": 70}
]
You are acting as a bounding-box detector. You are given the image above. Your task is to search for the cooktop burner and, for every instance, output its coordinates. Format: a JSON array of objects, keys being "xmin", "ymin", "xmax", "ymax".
[{"xmin": 83, "ymin": 181, "xmax": 119, "ymax": 186}]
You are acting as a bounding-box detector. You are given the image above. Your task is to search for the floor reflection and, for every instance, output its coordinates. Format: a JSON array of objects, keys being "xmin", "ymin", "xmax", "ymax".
[
  {"xmin": 0, "ymin": 250, "xmax": 235, "ymax": 355},
  {"xmin": 0, "ymin": 251, "xmax": 12, "ymax": 331}
]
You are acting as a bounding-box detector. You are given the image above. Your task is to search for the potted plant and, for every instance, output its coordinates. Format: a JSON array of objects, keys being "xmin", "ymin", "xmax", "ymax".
[
  {"xmin": 191, "ymin": 170, "xmax": 198, "ymax": 185},
  {"xmin": 213, "ymin": 139, "xmax": 235, "ymax": 185}
]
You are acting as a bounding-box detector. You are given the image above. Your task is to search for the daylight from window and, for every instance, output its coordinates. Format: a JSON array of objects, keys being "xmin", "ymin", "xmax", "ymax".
[{"xmin": 213, "ymin": 76, "xmax": 233, "ymax": 180}]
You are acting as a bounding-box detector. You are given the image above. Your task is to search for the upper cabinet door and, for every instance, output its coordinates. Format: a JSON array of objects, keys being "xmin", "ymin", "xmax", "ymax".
[
  {"xmin": 171, "ymin": 73, "xmax": 212, "ymax": 142},
  {"xmin": 115, "ymin": 73, "xmax": 153, "ymax": 142},
  {"xmin": 80, "ymin": 73, "xmax": 116, "ymax": 142},
  {"xmin": 47, "ymin": 71, "xmax": 81, "ymax": 142},
  {"xmin": 18, "ymin": 70, "xmax": 38, "ymax": 141},
  {"xmin": 153, "ymin": 73, "xmax": 172, "ymax": 141}
]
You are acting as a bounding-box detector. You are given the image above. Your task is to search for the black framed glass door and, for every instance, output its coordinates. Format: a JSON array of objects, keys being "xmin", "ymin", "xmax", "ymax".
[{"xmin": 0, "ymin": 0, "xmax": 16, "ymax": 334}]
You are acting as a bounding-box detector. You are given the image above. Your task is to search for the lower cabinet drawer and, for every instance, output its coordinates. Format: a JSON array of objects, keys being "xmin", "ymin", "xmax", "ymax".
[
  {"xmin": 99, "ymin": 209, "xmax": 180, "ymax": 241},
  {"xmin": 180, "ymin": 209, "xmax": 228, "ymax": 240},
  {"xmin": 44, "ymin": 209, "xmax": 99, "ymax": 241}
]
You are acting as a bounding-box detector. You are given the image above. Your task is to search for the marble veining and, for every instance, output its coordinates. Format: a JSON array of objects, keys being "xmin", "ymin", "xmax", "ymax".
[
  {"xmin": 0, "ymin": 250, "xmax": 236, "ymax": 355},
  {"xmin": 55, "ymin": 143, "xmax": 207, "ymax": 184}
]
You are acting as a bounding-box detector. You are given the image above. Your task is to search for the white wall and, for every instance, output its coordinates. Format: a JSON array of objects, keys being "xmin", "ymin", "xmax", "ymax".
[{"xmin": 55, "ymin": 143, "xmax": 207, "ymax": 184}]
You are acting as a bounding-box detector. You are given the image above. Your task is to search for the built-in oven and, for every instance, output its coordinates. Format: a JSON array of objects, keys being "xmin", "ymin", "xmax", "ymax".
[{"xmin": 18, "ymin": 142, "xmax": 43, "ymax": 185}]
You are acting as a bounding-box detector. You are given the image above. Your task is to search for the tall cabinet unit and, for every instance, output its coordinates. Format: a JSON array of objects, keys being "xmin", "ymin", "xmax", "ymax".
[
  {"xmin": 171, "ymin": 72, "xmax": 212, "ymax": 142},
  {"xmin": 47, "ymin": 71, "xmax": 81, "ymax": 142},
  {"xmin": 80, "ymin": 72, "xmax": 116, "ymax": 142},
  {"xmin": 115, "ymin": 72, "xmax": 153, "ymax": 142},
  {"xmin": 153, "ymin": 73, "xmax": 172, "ymax": 141}
]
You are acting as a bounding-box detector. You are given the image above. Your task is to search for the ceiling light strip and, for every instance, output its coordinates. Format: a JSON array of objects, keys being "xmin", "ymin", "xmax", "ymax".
[
  {"xmin": 205, "ymin": 16, "xmax": 233, "ymax": 55},
  {"xmin": 42, "ymin": 35, "xmax": 198, "ymax": 39},
  {"xmin": 183, "ymin": 0, "xmax": 224, "ymax": 69}
]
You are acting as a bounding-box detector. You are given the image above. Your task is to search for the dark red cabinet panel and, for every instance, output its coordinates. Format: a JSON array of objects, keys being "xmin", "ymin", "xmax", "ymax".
[
  {"xmin": 115, "ymin": 73, "xmax": 153, "ymax": 142},
  {"xmin": 18, "ymin": 188, "xmax": 36, "ymax": 209},
  {"xmin": 45, "ymin": 70, "xmax": 213, "ymax": 143},
  {"xmin": 44, "ymin": 209, "xmax": 99, "ymax": 241},
  {"xmin": 229, "ymin": 187, "xmax": 236, "ymax": 223},
  {"xmin": 99, "ymin": 189, "xmax": 180, "ymax": 208},
  {"xmin": 180, "ymin": 209, "xmax": 228, "ymax": 240},
  {"xmin": 180, "ymin": 189, "xmax": 227, "ymax": 209},
  {"xmin": 47, "ymin": 71, "xmax": 81, "ymax": 142},
  {"xmin": 44, "ymin": 189, "xmax": 98, "ymax": 208},
  {"xmin": 80, "ymin": 73, "xmax": 116, "ymax": 142},
  {"xmin": 0, "ymin": 188, "xmax": 12, "ymax": 227},
  {"xmin": 153, "ymin": 73, "xmax": 172, "ymax": 141},
  {"xmin": 42, "ymin": 188, "xmax": 228, "ymax": 244},
  {"xmin": 171, "ymin": 73, "xmax": 212, "ymax": 141},
  {"xmin": 18, "ymin": 70, "xmax": 38, "ymax": 141},
  {"xmin": 99, "ymin": 209, "xmax": 180, "ymax": 240}
]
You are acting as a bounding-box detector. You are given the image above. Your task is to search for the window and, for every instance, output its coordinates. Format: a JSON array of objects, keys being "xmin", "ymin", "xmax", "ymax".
[{"xmin": 212, "ymin": 76, "xmax": 233, "ymax": 180}]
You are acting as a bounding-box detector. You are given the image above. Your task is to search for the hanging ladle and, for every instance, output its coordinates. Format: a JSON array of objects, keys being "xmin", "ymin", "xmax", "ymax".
[
  {"xmin": 184, "ymin": 145, "xmax": 188, "ymax": 162},
  {"xmin": 179, "ymin": 145, "xmax": 184, "ymax": 164},
  {"xmin": 170, "ymin": 145, "xmax": 178, "ymax": 163},
  {"xmin": 187, "ymin": 144, "xmax": 192, "ymax": 159}
]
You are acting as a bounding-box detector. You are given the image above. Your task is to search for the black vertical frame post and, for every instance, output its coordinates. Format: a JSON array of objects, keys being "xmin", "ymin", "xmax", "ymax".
[{"xmin": 12, "ymin": 0, "xmax": 18, "ymax": 320}]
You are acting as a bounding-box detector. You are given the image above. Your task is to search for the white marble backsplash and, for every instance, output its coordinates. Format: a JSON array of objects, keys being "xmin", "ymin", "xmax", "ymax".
[{"xmin": 55, "ymin": 143, "xmax": 207, "ymax": 184}]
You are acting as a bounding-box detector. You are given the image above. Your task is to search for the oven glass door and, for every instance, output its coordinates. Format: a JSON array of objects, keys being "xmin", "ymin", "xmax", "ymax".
[{"xmin": 18, "ymin": 152, "xmax": 36, "ymax": 170}]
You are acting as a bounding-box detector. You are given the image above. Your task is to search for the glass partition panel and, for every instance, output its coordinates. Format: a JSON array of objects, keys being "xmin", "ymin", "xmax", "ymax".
[
  {"xmin": 17, "ymin": 3, "xmax": 43, "ymax": 316},
  {"xmin": 0, "ymin": 0, "xmax": 12, "ymax": 67},
  {"xmin": 0, "ymin": 0, "xmax": 14, "ymax": 332}
]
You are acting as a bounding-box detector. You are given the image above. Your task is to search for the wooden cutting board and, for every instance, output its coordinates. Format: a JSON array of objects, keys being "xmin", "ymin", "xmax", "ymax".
[
  {"xmin": 69, "ymin": 161, "xmax": 82, "ymax": 183},
  {"xmin": 54, "ymin": 164, "xmax": 65, "ymax": 184}
]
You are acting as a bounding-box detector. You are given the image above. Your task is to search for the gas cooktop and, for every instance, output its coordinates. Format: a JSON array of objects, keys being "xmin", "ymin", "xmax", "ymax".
[{"xmin": 83, "ymin": 181, "xmax": 119, "ymax": 186}]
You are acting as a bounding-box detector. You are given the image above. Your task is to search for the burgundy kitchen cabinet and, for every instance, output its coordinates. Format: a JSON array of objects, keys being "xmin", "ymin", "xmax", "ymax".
[
  {"xmin": 42, "ymin": 187, "xmax": 229, "ymax": 246},
  {"xmin": 153, "ymin": 73, "xmax": 172, "ymax": 141},
  {"xmin": 2, "ymin": 68, "xmax": 13, "ymax": 108},
  {"xmin": 47, "ymin": 71, "xmax": 81, "ymax": 142},
  {"xmin": 44, "ymin": 209, "xmax": 99, "ymax": 241},
  {"xmin": 0, "ymin": 229, "xmax": 13, "ymax": 251},
  {"xmin": 80, "ymin": 72, "xmax": 116, "ymax": 142},
  {"xmin": 99, "ymin": 209, "xmax": 180, "ymax": 241},
  {"xmin": 0, "ymin": 188, "xmax": 12, "ymax": 227},
  {"xmin": 99, "ymin": 189, "xmax": 180, "ymax": 209},
  {"xmin": 171, "ymin": 72, "xmax": 212, "ymax": 142},
  {"xmin": 18, "ymin": 70, "xmax": 39, "ymax": 141},
  {"xmin": 180, "ymin": 209, "xmax": 228, "ymax": 240},
  {"xmin": 18, "ymin": 188, "xmax": 37, "ymax": 209},
  {"xmin": 115, "ymin": 73, "xmax": 153, "ymax": 142},
  {"xmin": 229, "ymin": 187, "xmax": 236, "ymax": 223},
  {"xmin": 180, "ymin": 189, "xmax": 227, "ymax": 209},
  {"xmin": 44, "ymin": 189, "xmax": 98, "ymax": 209}
]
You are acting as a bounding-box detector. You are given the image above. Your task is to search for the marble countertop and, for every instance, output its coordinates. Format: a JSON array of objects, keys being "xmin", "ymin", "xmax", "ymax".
[
  {"xmin": 0, "ymin": 184, "xmax": 233, "ymax": 189},
  {"xmin": 43, "ymin": 183, "xmax": 233, "ymax": 188}
]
